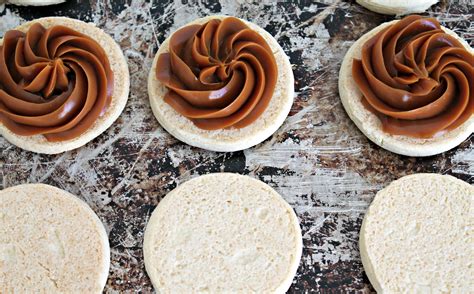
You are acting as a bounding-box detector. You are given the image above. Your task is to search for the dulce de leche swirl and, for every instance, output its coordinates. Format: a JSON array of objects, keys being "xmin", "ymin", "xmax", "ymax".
[
  {"xmin": 0, "ymin": 23, "xmax": 113, "ymax": 142},
  {"xmin": 352, "ymin": 15, "xmax": 473, "ymax": 138},
  {"xmin": 156, "ymin": 17, "xmax": 277, "ymax": 130}
]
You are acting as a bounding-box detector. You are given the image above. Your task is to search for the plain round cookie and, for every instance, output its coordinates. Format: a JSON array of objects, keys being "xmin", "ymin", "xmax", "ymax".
[
  {"xmin": 148, "ymin": 15, "xmax": 294, "ymax": 152},
  {"xmin": 6, "ymin": 0, "xmax": 65, "ymax": 6},
  {"xmin": 0, "ymin": 17, "xmax": 130, "ymax": 154},
  {"xmin": 143, "ymin": 173, "xmax": 302, "ymax": 293},
  {"xmin": 0, "ymin": 183, "xmax": 110, "ymax": 293},
  {"xmin": 360, "ymin": 173, "xmax": 474, "ymax": 292},
  {"xmin": 356, "ymin": 0, "xmax": 438, "ymax": 15},
  {"xmin": 339, "ymin": 20, "xmax": 474, "ymax": 157}
]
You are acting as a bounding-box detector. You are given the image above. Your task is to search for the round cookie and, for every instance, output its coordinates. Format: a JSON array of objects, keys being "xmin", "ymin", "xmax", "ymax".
[
  {"xmin": 360, "ymin": 173, "xmax": 474, "ymax": 292},
  {"xmin": 148, "ymin": 16, "xmax": 294, "ymax": 152},
  {"xmin": 339, "ymin": 19, "xmax": 474, "ymax": 157},
  {"xmin": 6, "ymin": 0, "xmax": 65, "ymax": 6},
  {"xmin": 143, "ymin": 173, "xmax": 302, "ymax": 293},
  {"xmin": 0, "ymin": 183, "xmax": 110, "ymax": 293},
  {"xmin": 356, "ymin": 0, "xmax": 438, "ymax": 15},
  {"xmin": 0, "ymin": 17, "xmax": 130, "ymax": 154}
]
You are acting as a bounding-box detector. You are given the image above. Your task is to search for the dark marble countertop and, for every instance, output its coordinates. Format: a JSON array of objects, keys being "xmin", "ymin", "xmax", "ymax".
[{"xmin": 0, "ymin": 0, "xmax": 472, "ymax": 292}]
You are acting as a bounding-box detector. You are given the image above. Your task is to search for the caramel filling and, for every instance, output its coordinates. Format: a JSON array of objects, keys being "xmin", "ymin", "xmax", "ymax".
[
  {"xmin": 155, "ymin": 17, "xmax": 278, "ymax": 130},
  {"xmin": 0, "ymin": 23, "xmax": 113, "ymax": 142},
  {"xmin": 352, "ymin": 15, "xmax": 473, "ymax": 138}
]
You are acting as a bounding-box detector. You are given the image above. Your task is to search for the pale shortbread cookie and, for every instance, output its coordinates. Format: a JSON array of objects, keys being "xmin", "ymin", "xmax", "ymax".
[
  {"xmin": 0, "ymin": 17, "xmax": 130, "ymax": 154},
  {"xmin": 143, "ymin": 173, "xmax": 302, "ymax": 293},
  {"xmin": 6, "ymin": 0, "xmax": 65, "ymax": 6},
  {"xmin": 148, "ymin": 16, "xmax": 294, "ymax": 152},
  {"xmin": 360, "ymin": 173, "xmax": 474, "ymax": 292},
  {"xmin": 0, "ymin": 183, "xmax": 110, "ymax": 293},
  {"xmin": 339, "ymin": 20, "xmax": 474, "ymax": 157},
  {"xmin": 356, "ymin": 0, "xmax": 438, "ymax": 15}
]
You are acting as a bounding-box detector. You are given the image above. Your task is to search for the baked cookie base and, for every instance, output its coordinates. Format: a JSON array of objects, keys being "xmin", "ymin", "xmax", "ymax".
[
  {"xmin": 0, "ymin": 17, "xmax": 130, "ymax": 154},
  {"xmin": 338, "ymin": 20, "xmax": 474, "ymax": 157},
  {"xmin": 148, "ymin": 15, "xmax": 294, "ymax": 152}
]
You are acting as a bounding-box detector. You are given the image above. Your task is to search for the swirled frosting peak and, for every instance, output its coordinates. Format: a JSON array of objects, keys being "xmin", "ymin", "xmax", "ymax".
[
  {"xmin": 156, "ymin": 17, "xmax": 278, "ymax": 130},
  {"xmin": 0, "ymin": 23, "xmax": 113, "ymax": 142},
  {"xmin": 352, "ymin": 15, "xmax": 473, "ymax": 138}
]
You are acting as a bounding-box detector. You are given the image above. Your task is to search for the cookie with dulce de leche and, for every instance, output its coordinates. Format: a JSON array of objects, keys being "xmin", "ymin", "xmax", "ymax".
[
  {"xmin": 339, "ymin": 15, "xmax": 473, "ymax": 156},
  {"xmin": 148, "ymin": 16, "xmax": 294, "ymax": 152},
  {"xmin": 0, "ymin": 17, "xmax": 130, "ymax": 154}
]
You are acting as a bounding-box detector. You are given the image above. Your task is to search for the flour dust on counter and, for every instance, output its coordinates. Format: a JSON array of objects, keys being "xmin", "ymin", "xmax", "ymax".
[{"xmin": 1, "ymin": 0, "xmax": 473, "ymax": 292}]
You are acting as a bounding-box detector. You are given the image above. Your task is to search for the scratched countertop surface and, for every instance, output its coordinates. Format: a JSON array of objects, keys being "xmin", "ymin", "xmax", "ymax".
[{"xmin": 0, "ymin": 0, "xmax": 473, "ymax": 292}]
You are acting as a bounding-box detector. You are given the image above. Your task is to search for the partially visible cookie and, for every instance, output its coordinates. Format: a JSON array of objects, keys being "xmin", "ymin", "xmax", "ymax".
[
  {"xmin": 360, "ymin": 173, "xmax": 473, "ymax": 292},
  {"xmin": 6, "ymin": 0, "xmax": 65, "ymax": 6},
  {"xmin": 356, "ymin": 0, "xmax": 438, "ymax": 15},
  {"xmin": 0, "ymin": 184, "xmax": 110, "ymax": 293},
  {"xmin": 143, "ymin": 173, "xmax": 302, "ymax": 293},
  {"xmin": 148, "ymin": 16, "xmax": 294, "ymax": 152},
  {"xmin": 339, "ymin": 15, "xmax": 473, "ymax": 157},
  {"xmin": 0, "ymin": 17, "xmax": 130, "ymax": 154}
]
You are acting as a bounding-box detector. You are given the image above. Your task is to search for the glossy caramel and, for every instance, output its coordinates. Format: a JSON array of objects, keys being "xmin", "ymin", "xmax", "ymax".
[
  {"xmin": 352, "ymin": 15, "xmax": 473, "ymax": 138},
  {"xmin": 0, "ymin": 23, "xmax": 113, "ymax": 142},
  {"xmin": 155, "ymin": 17, "xmax": 278, "ymax": 130}
]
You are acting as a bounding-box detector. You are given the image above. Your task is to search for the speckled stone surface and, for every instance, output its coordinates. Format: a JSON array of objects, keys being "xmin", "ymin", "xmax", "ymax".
[{"xmin": 0, "ymin": 0, "xmax": 472, "ymax": 292}]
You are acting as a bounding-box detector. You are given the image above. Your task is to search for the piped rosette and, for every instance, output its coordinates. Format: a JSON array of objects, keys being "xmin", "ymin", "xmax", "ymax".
[
  {"xmin": 155, "ymin": 17, "xmax": 278, "ymax": 130},
  {"xmin": 352, "ymin": 15, "xmax": 473, "ymax": 138},
  {"xmin": 0, "ymin": 23, "xmax": 113, "ymax": 142}
]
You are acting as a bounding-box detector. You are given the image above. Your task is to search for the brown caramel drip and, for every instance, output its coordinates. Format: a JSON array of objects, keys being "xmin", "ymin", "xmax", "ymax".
[
  {"xmin": 352, "ymin": 15, "xmax": 473, "ymax": 138},
  {"xmin": 155, "ymin": 17, "xmax": 278, "ymax": 130},
  {"xmin": 0, "ymin": 23, "xmax": 114, "ymax": 142}
]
